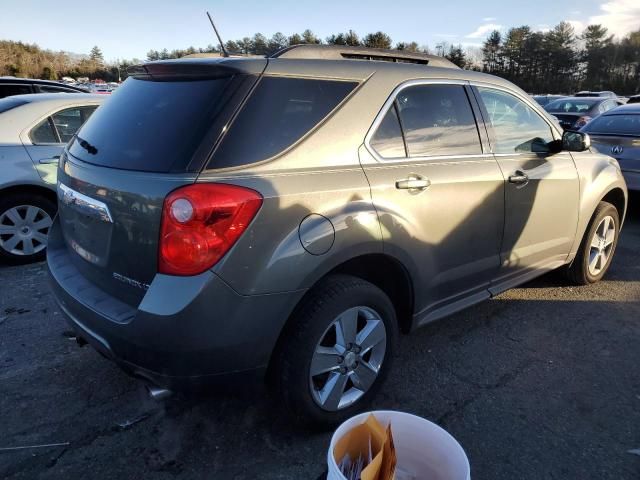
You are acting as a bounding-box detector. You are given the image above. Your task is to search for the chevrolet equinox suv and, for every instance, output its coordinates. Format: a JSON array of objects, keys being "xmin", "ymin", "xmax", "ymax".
[{"xmin": 48, "ymin": 45, "xmax": 627, "ymax": 424}]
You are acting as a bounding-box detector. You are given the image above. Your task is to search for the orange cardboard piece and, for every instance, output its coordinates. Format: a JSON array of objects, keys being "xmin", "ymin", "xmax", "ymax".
[{"xmin": 333, "ymin": 414, "xmax": 396, "ymax": 480}]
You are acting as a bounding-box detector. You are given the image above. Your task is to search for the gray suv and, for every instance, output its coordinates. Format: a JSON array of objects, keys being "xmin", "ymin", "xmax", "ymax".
[{"xmin": 47, "ymin": 45, "xmax": 627, "ymax": 424}]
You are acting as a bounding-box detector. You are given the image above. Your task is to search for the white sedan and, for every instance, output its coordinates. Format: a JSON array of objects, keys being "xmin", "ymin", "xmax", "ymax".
[{"xmin": 0, "ymin": 93, "xmax": 106, "ymax": 264}]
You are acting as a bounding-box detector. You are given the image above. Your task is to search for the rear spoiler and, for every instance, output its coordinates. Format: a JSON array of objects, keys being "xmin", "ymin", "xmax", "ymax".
[{"xmin": 127, "ymin": 58, "xmax": 267, "ymax": 81}]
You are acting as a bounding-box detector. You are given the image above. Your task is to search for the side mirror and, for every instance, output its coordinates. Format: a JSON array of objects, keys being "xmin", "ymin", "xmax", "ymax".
[{"xmin": 562, "ymin": 131, "xmax": 591, "ymax": 152}]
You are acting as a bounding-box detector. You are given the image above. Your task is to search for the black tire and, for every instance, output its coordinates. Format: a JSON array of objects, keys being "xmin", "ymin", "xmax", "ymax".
[
  {"xmin": 565, "ymin": 201, "xmax": 620, "ymax": 285},
  {"xmin": 273, "ymin": 274, "xmax": 398, "ymax": 427},
  {"xmin": 0, "ymin": 193, "xmax": 56, "ymax": 265}
]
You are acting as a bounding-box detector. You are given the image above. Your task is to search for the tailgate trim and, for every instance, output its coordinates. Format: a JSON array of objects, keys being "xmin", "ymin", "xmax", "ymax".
[{"xmin": 58, "ymin": 182, "xmax": 113, "ymax": 223}]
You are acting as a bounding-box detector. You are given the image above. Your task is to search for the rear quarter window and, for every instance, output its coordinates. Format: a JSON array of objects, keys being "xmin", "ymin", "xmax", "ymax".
[{"xmin": 207, "ymin": 77, "xmax": 358, "ymax": 169}]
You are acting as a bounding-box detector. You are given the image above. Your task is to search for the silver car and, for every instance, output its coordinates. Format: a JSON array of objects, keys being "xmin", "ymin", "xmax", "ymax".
[{"xmin": 0, "ymin": 93, "xmax": 104, "ymax": 263}]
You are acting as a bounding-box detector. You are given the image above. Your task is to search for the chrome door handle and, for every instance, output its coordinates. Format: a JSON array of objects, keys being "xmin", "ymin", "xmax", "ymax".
[
  {"xmin": 508, "ymin": 171, "xmax": 529, "ymax": 185},
  {"xmin": 395, "ymin": 177, "xmax": 431, "ymax": 190}
]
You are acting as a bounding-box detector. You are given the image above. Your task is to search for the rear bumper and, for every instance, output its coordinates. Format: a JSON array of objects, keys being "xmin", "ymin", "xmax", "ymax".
[{"xmin": 47, "ymin": 217, "xmax": 305, "ymax": 390}]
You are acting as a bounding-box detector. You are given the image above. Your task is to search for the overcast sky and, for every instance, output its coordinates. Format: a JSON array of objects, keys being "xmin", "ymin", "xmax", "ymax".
[{"xmin": 1, "ymin": 0, "xmax": 638, "ymax": 61}]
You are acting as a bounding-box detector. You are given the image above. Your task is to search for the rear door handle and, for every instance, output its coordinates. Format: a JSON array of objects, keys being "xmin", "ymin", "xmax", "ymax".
[
  {"xmin": 508, "ymin": 171, "xmax": 529, "ymax": 186},
  {"xmin": 395, "ymin": 176, "xmax": 431, "ymax": 190}
]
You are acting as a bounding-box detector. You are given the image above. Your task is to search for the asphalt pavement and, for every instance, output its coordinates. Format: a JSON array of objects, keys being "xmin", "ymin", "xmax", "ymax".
[{"xmin": 1, "ymin": 196, "xmax": 639, "ymax": 479}]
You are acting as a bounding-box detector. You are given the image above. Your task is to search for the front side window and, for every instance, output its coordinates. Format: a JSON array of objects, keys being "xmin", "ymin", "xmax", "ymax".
[
  {"xmin": 395, "ymin": 84, "xmax": 482, "ymax": 157},
  {"xmin": 477, "ymin": 87, "xmax": 554, "ymax": 154}
]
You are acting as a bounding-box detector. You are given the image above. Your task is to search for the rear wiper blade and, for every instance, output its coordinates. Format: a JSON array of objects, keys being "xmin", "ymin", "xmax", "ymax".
[{"xmin": 76, "ymin": 136, "xmax": 98, "ymax": 155}]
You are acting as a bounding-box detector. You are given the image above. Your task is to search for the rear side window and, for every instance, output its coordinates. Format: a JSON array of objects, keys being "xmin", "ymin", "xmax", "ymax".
[
  {"xmin": 395, "ymin": 84, "xmax": 482, "ymax": 157},
  {"xmin": 53, "ymin": 106, "xmax": 97, "ymax": 142},
  {"xmin": 208, "ymin": 77, "xmax": 357, "ymax": 169},
  {"xmin": 30, "ymin": 106, "xmax": 98, "ymax": 144},
  {"xmin": 370, "ymin": 105, "xmax": 406, "ymax": 158},
  {"xmin": 38, "ymin": 85, "xmax": 78, "ymax": 93},
  {"xmin": 69, "ymin": 77, "xmax": 233, "ymax": 172},
  {"xmin": 30, "ymin": 118, "xmax": 57, "ymax": 144}
]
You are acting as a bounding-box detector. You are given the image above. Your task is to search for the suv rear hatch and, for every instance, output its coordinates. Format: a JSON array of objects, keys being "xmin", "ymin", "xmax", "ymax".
[{"xmin": 55, "ymin": 58, "xmax": 266, "ymax": 307}]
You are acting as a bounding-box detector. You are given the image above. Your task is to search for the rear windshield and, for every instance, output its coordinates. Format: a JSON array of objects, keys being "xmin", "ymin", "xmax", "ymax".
[
  {"xmin": 545, "ymin": 99, "xmax": 598, "ymax": 113},
  {"xmin": 68, "ymin": 77, "xmax": 233, "ymax": 172},
  {"xmin": 0, "ymin": 97, "xmax": 28, "ymax": 114},
  {"xmin": 207, "ymin": 77, "xmax": 357, "ymax": 169},
  {"xmin": 582, "ymin": 114, "xmax": 640, "ymax": 136}
]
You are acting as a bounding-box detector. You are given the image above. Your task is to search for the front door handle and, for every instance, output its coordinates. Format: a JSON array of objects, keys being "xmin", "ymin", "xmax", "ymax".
[
  {"xmin": 395, "ymin": 176, "xmax": 431, "ymax": 190},
  {"xmin": 508, "ymin": 171, "xmax": 529, "ymax": 185}
]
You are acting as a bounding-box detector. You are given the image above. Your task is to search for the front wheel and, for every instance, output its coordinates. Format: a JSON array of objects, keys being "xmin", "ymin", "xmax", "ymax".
[
  {"xmin": 273, "ymin": 274, "xmax": 398, "ymax": 426},
  {"xmin": 565, "ymin": 201, "xmax": 620, "ymax": 285}
]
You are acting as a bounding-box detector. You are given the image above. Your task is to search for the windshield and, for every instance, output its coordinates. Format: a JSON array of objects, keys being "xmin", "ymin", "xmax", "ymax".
[
  {"xmin": 545, "ymin": 99, "xmax": 598, "ymax": 113},
  {"xmin": 582, "ymin": 113, "xmax": 640, "ymax": 136},
  {"xmin": 68, "ymin": 76, "xmax": 235, "ymax": 172}
]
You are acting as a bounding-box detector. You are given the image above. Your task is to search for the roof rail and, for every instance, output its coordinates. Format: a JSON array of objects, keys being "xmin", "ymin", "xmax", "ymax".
[{"xmin": 270, "ymin": 44, "xmax": 459, "ymax": 69}]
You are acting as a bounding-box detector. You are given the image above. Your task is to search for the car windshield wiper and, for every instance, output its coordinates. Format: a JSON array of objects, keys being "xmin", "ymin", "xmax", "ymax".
[{"xmin": 76, "ymin": 136, "xmax": 98, "ymax": 155}]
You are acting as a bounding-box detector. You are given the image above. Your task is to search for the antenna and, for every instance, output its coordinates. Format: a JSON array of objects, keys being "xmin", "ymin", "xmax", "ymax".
[{"xmin": 206, "ymin": 11, "xmax": 229, "ymax": 57}]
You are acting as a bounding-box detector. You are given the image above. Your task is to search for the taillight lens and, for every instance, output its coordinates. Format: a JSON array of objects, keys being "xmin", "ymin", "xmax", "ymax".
[
  {"xmin": 574, "ymin": 116, "xmax": 592, "ymax": 129},
  {"xmin": 159, "ymin": 183, "xmax": 263, "ymax": 276}
]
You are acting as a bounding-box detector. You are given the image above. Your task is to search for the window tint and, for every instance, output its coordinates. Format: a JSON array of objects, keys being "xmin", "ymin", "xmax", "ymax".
[
  {"xmin": 394, "ymin": 84, "xmax": 481, "ymax": 157},
  {"xmin": 38, "ymin": 85, "xmax": 78, "ymax": 93},
  {"xmin": 0, "ymin": 84, "xmax": 32, "ymax": 99},
  {"xmin": 69, "ymin": 77, "xmax": 232, "ymax": 172},
  {"xmin": 52, "ymin": 106, "xmax": 97, "ymax": 143},
  {"xmin": 209, "ymin": 77, "xmax": 357, "ymax": 169},
  {"xmin": 478, "ymin": 87, "xmax": 553, "ymax": 154},
  {"xmin": 370, "ymin": 105, "xmax": 406, "ymax": 158},
  {"xmin": 30, "ymin": 118, "xmax": 57, "ymax": 144},
  {"xmin": 582, "ymin": 114, "xmax": 640, "ymax": 136}
]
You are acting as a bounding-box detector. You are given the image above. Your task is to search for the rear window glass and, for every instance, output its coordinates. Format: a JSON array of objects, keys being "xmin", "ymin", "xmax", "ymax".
[
  {"xmin": 0, "ymin": 97, "xmax": 28, "ymax": 114},
  {"xmin": 545, "ymin": 99, "xmax": 597, "ymax": 113},
  {"xmin": 208, "ymin": 77, "xmax": 357, "ymax": 169},
  {"xmin": 583, "ymin": 114, "xmax": 640, "ymax": 136},
  {"xmin": 68, "ymin": 77, "xmax": 233, "ymax": 172}
]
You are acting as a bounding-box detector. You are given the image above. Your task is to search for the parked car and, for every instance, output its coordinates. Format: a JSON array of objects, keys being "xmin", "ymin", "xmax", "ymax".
[
  {"xmin": 0, "ymin": 93, "xmax": 105, "ymax": 264},
  {"xmin": 0, "ymin": 77, "xmax": 89, "ymax": 99},
  {"xmin": 581, "ymin": 103, "xmax": 640, "ymax": 191},
  {"xmin": 574, "ymin": 90, "xmax": 617, "ymax": 98},
  {"xmin": 544, "ymin": 96, "xmax": 619, "ymax": 130},
  {"xmin": 47, "ymin": 45, "xmax": 627, "ymax": 425},
  {"xmin": 532, "ymin": 94, "xmax": 567, "ymax": 107}
]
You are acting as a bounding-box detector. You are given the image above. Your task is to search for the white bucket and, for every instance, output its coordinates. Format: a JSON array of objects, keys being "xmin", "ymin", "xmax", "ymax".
[{"xmin": 327, "ymin": 410, "xmax": 470, "ymax": 480}]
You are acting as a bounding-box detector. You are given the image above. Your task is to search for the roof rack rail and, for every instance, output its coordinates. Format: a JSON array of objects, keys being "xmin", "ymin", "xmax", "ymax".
[{"xmin": 270, "ymin": 44, "xmax": 459, "ymax": 69}]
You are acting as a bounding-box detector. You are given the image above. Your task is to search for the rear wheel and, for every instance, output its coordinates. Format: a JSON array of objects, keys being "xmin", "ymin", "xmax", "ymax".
[
  {"xmin": 274, "ymin": 274, "xmax": 397, "ymax": 426},
  {"xmin": 565, "ymin": 201, "xmax": 619, "ymax": 285},
  {"xmin": 0, "ymin": 193, "xmax": 55, "ymax": 265}
]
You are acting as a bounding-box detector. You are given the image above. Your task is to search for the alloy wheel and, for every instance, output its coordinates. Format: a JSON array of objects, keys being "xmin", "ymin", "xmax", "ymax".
[
  {"xmin": 588, "ymin": 215, "xmax": 616, "ymax": 276},
  {"xmin": 309, "ymin": 306, "xmax": 387, "ymax": 412},
  {"xmin": 0, "ymin": 205, "xmax": 53, "ymax": 257}
]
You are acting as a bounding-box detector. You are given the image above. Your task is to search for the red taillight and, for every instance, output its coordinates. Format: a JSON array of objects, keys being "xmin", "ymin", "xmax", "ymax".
[{"xmin": 159, "ymin": 184, "xmax": 263, "ymax": 276}]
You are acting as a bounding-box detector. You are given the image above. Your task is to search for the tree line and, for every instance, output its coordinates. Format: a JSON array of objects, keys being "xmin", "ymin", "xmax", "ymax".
[
  {"xmin": 482, "ymin": 22, "xmax": 640, "ymax": 94},
  {"xmin": 1, "ymin": 23, "xmax": 638, "ymax": 94}
]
